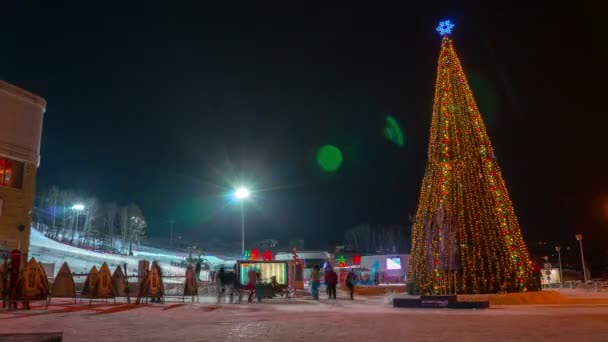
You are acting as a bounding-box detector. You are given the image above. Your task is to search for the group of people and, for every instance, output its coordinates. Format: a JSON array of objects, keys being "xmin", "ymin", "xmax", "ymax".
[
  {"xmin": 216, "ymin": 266, "xmax": 263, "ymax": 304},
  {"xmin": 215, "ymin": 263, "xmax": 358, "ymax": 303},
  {"xmin": 310, "ymin": 265, "xmax": 357, "ymax": 300}
]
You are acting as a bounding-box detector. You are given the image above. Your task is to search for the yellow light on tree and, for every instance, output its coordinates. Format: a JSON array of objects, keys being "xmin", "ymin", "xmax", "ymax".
[{"xmin": 408, "ymin": 21, "xmax": 537, "ymax": 295}]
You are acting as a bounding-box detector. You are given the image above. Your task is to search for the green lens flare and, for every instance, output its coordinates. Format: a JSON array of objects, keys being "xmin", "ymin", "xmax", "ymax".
[
  {"xmin": 384, "ymin": 115, "xmax": 404, "ymax": 147},
  {"xmin": 316, "ymin": 145, "xmax": 343, "ymax": 172}
]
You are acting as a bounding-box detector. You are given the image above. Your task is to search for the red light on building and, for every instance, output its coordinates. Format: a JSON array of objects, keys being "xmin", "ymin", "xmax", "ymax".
[
  {"xmin": 263, "ymin": 251, "xmax": 272, "ymax": 261},
  {"xmin": 250, "ymin": 248, "xmax": 259, "ymax": 260},
  {"xmin": 353, "ymin": 254, "xmax": 361, "ymax": 265}
]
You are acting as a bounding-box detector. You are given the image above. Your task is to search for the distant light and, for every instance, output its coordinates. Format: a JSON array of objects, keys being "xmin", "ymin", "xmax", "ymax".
[
  {"xmin": 234, "ymin": 187, "xmax": 250, "ymax": 200},
  {"xmin": 384, "ymin": 115, "xmax": 405, "ymax": 147},
  {"xmin": 436, "ymin": 20, "xmax": 454, "ymax": 36},
  {"xmin": 316, "ymin": 145, "xmax": 343, "ymax": 172},
  {"xmin": 72, "ymin": 204, "xmax": 85, "ymax": 211}
]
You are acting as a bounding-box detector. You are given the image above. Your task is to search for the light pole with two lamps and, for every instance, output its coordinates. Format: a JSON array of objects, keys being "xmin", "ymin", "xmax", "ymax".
[
  {"xmin": 575, "ymin": 234, "xmax": 588, "ymax": 283},
  {"xmin": 70, "ymin": 203, "xmax": 85, "ymax": 244},
  {"xmin": 234, "ymin": 187, "xmax": 250, "ymax": 255},
  {"xmin": 555, "ymin": 246, "xmax": 563, "ymax": 286}
]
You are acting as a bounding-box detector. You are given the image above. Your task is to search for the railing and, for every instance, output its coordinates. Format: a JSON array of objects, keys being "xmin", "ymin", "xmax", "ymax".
[{"xmin": 544, "ymin": 280, "xmax": 608, "ymax": 291}]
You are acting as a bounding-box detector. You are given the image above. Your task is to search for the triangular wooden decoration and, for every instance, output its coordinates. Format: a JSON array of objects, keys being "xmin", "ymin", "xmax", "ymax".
[
  {"xmin": 147, "ymin": 264, "xmax": 164, "ymax": 298},
  {"xmin": 81, "ymin": 266, "xmax": 98, "ymax": 297},
  {"xmin": 112, "ymin": 265, "xmax": 127, "ymax": 297},
  {"xmin": 38, "ymin": 262, "xmax": 50, "ymax": 293},
  {"xmin": 51, "ymin": 262, "xmax": 76, "ymax": 298},
  {"xmin": 184, "ymin": 264, "xmax": 198, "ymax": 297},
  {"xmin": 91, "ymin": 263, "xmax": 114, "ymax": 299},
  {"xmin": 11, "ymin": 258, "xmax": 49, "ymax": 301}
]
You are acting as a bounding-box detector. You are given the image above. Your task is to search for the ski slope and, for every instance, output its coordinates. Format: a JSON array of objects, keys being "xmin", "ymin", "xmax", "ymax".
[{"xmin": 29, "ymin": 229, "xmax": 225, "ymax": 283}]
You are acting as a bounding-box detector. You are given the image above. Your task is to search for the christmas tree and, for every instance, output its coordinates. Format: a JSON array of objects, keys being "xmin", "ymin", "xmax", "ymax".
[{"xmin": 408, "ymin": 21, "xmax": 537, "ymax": 294}]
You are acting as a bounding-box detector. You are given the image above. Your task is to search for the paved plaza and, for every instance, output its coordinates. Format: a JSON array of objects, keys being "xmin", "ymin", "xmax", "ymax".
[{"xmin": 1, "ymin": 294, "xmax": 608, "ymax": 342}]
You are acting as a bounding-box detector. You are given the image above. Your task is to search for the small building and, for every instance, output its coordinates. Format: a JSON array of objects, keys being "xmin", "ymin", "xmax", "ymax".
[
  {"xmin": 541, "ymin": 268, "xmax": 562, "ymax": 285},
  {"xmin": 0, "ymin": 81, "xmax": 46, "ymax": 266},
  {"xmin": 275, "ymin": 251, "xmax": 333, "ymax": 284},
  {"xmin": 361, "ymin": 254, "xmax": 410, "ymax": 283},
  {"xmin": 275, "ymin": 251, "xmax": 333, "ymax": 267}
]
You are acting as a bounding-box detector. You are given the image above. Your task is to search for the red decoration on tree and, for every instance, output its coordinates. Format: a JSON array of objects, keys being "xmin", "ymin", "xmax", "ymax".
[
  {"xmin": 263, "ymin": 251, "xmax": 272, "ymax": 261},
  {"xmin": 353, "ymin": 254, "xmax": 361, "ymax": 265},
  {"xmin": 250, "ymin": 248, "xmax": 259, "ymax": 260}
]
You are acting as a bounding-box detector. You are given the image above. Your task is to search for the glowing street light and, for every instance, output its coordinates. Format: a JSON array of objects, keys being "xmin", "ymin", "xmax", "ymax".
[
  {"xmin": 71, "ymin": 203, "xmax": 85, "ymax": 211},
  {"xmin": 71, "ymin": 204, "xmax": 86, "ymax": 243},
  {"xmin": 233, "ymin": 186, "xmax": 251, "ymax": 255},
  {"xmin": 234, "ymin": 187, "xmax": 250, "ymax": 200}
]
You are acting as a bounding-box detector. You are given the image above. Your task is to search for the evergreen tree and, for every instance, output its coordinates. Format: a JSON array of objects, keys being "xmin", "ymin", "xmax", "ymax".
[{"xmin": 408, "ymin": 21, "xmax": 535, "ymax": 294}]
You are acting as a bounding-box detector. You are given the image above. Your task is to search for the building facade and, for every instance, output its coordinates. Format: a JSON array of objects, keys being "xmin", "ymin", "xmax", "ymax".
[{"xmin": 0, "ymin": 81, "xmax": 46, "ymax": 266}]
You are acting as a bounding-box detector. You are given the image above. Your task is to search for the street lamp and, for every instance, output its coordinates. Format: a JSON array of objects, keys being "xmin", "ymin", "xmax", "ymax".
[
  {"xmin": 575, "ymin": 234, "xmax": 588, "ymax": 283},
  {"xmin": 168, "ymin": 220, "xmax": 175, "ymax": 249},
  {"xmin": 233, "ymin": 187, "xmax": 250, "ymax": 255},
  {"xmin": 70, "ymin": 204, "xmax": 85, "ymax": 244},
  {"xmin": 71, "ymin": 204, "xmax": 85, "ymax": 211},
  {"xmin": 555, "ymin": 246, "xmax": 563, "ymax": 286},
  {"xmin": 235, "ymin": 187, "xmax": 250, "ymax": 200}
]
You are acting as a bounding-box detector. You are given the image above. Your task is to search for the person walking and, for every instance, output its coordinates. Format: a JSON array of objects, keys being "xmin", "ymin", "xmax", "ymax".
[
  {"xmin": 194, "ymin": 262, "xmax": 202, "ymax": 283},
  {"xmin": 216, "ymin": 267, "xmax": 226, "ymax": 304},
  {"xmin": 346, "ymin": 269, "xmax": 357, "ymax": 300},
  {"xmin": 255, "ymin": 271, "xmax": 264, "ymax": 303},
  {"xmin": 231, "ymin": 264, "xmax": 241, "ymax": 304},
  {"xmin": 310, "ymin": 265, "xmax": 322, "ymax": 300},
  {"xmin": 324, "ymin": 267, "xmax": 338, "ymax": 300},
  {"xmin": 246, "ymin": 268, "xmax": 257, "ymax": 303}
]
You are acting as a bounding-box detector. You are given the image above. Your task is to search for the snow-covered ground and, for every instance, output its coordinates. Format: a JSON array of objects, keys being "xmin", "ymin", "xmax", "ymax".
[
  {"xmin": 29, "ymin": 229, "xmax": 226, "ymax": 283},
  {"xmin": 1, "ymin": 295, "xmax": 608, "ymax": 341}
]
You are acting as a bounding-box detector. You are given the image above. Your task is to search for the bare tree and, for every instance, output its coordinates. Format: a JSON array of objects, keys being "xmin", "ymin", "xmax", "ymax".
[
  {"xmin": 47, "ymin": 185, "xmax": 60, "ymax": 237},
  {"xmin": 79, "ymin": 197, "xmax": 99, "ymax": 246},
  {"xmin": 344, "ymin": 224, "xmax": 410, "ymax": 254},
  {"xmin": 105, "ymin": 202, "xmax": 118, "ymax": 250},
  {"xmin": 32, "ymin": 184, "xmax": 147, "ymax": 254}
]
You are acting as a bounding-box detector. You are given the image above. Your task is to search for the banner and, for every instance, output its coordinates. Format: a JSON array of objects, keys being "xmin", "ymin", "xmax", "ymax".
[
  {"xmin": 51, "ymin": 262, "xmax": 75, "ymax": 298},
  {"xmin": 81, "ymin": 266, "xmax": 98, "ymax": 297},
  {"xmin": 11, "ymin": 258, "xmax": 49, "ymax": 301},
  {"xmin": 147, "ymin": 264, "xmax": 163, "ymax": 298},
  {"xmin": 112, "ymin": 266, "xmax": 128, "ymax": 297},
  {"xmin": 184, "ymin": 264, "xmax": 197, "ymax": 297},
  {"xmin": 91, "ymin": 263, "xmax": 114, "ymax": 299},
  {"xmin": 38, "ymin": 262, "xmax": 50, "ymax": 293}
]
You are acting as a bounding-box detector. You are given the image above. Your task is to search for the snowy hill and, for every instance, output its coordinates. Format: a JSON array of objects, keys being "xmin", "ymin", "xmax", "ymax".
[{"xmin": 29, "ymin": 228, "xmax": 225, "ymax": 283}]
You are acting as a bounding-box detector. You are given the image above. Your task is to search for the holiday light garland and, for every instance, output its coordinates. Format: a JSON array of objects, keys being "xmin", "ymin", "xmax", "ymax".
[{"xmin": 408, "ymin": 24, "xmax": 536, "ymax": 294}]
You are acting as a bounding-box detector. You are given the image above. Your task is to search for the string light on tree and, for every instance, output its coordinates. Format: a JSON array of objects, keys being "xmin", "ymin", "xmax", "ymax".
[{"xmin": 408, "ymin": 20, "xmax": 537, "ymax": 295}]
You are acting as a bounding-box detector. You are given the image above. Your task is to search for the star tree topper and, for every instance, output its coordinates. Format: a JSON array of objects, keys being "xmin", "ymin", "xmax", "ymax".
[{"xmin": 436, "ymin": 20, "xmax": 454, "ymax": 36}]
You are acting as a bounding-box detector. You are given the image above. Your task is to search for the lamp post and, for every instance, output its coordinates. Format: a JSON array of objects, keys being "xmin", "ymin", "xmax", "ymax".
[
  {"xmin": 71, "ymin": 204, "xmax": 85, "ymax": 244},
  {"xmin": 555, "ymin": 246, "xmax": 563, "ymax": 286},
  {"xmin": 169, "ymin": 220, "xmax": 175, "ymax": 248},
  {"xmin": 234, "ymin": 187, "xmax": 250, "ymax": 255},
  {"xmin": 543, "ymin": 256, "xmax": 550, "ymax": 287},
  {"xmin": 575, "ymin": 234, "xmax": 588, "ymax": 283}
]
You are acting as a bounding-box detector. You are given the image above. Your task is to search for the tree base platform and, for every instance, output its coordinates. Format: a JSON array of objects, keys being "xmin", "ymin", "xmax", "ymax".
[{"xmin": 393, "ymin": 295, "xmax": 490, "ymax": 309}]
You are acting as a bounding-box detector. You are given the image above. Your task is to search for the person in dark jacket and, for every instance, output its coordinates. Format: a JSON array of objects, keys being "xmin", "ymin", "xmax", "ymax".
[
  {"xmin": 346, "ymin": 270, "xmax": 357, "ymax": 300},
  {"xmin": 324, "ymin": 267, "xmax": 338, "ymax": 299},
  {"xmin": 216, "ymin": 267, "xmax": 226, "ymax": 303},
  {"xmin": 194, "ymin": 262, "xmax": 202, "ymax": 283},
  {"xmin": 246, "ymin": 268, "xmax": 257, "ymax": 303}
]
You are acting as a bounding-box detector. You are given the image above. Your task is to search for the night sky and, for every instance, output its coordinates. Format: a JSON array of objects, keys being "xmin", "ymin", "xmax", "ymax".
[{"xmin": 2, "ymin": 4, "xmax": 607, "ymax": 264}]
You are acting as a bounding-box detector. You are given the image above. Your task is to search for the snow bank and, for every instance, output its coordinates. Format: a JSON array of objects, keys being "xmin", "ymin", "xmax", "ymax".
[{"xmin": 29, "ymin": 229, "xmax": 224, "ymax": 283}]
